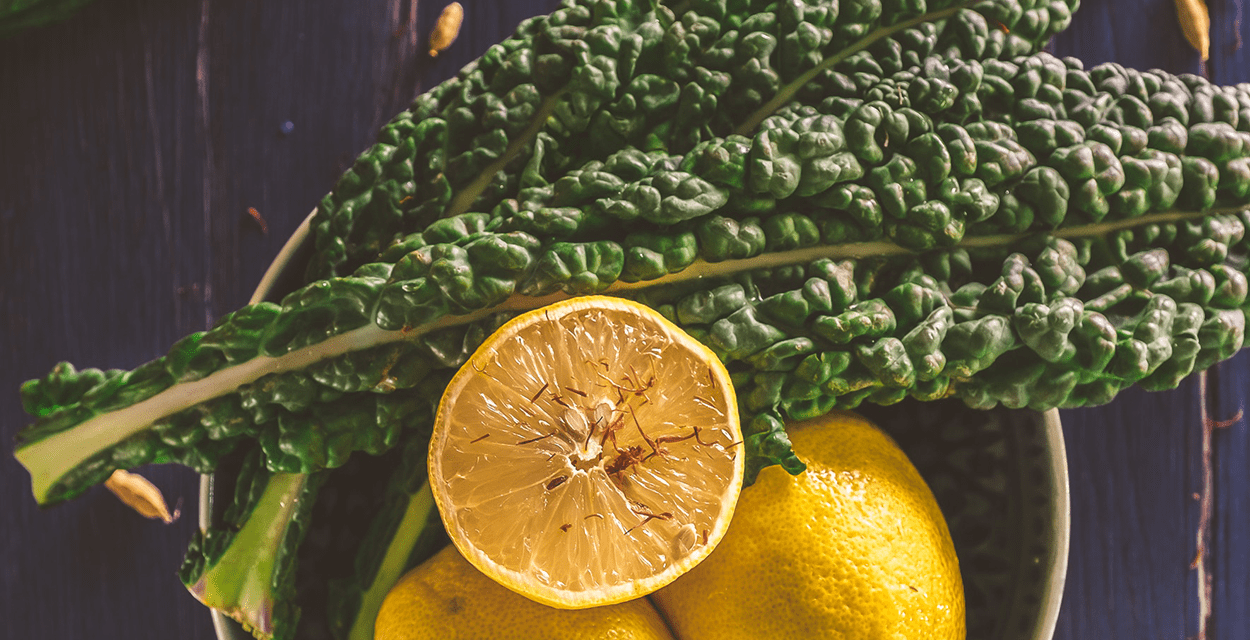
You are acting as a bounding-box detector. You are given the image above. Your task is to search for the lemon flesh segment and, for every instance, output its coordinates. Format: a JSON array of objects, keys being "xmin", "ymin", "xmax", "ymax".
[{"xmin": 429, "ymin": 296, "xmax": 743, "ymax": 609}]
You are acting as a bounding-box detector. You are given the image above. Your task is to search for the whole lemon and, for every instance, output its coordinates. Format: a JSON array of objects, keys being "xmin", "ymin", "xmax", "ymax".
[
  {"xmin": 374, "ymin": 545, "xmax": 676, "ymax": 640},
  {"xmin": 650, "ymin": 411, "xmax": 964, "ymax": 640}
]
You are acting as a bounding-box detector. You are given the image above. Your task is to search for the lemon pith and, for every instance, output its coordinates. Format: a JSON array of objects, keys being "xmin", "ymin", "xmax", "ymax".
[{"xmin": 428, "ymin": 295, "xmax": 744, "ymax": 609}]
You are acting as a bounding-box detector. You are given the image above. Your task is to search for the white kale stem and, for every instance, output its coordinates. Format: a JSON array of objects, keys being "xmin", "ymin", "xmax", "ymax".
[
  {"xmin": 16, "ymin": 326, "xmax": 394, "ymax": 503},
  {"xmin": 187, "ymin": 472, "xmax": 310, "ymax": 640},
  {"xmin": 13, "ymin": 205, "xmax": 1236, "ymax": 503}
]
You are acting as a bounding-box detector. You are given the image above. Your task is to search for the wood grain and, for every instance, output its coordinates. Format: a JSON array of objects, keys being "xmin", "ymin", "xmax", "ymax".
[
  {"xmin": 1052, "ymin": 1, "xmax": 1250, "ymax": 637},
  {"xmin": 1207, "ymin": 18, "xmax": 1250, "ymax": 640},
  {"xmin": 0, "ymin": 1, "xmax": 553, "ymax": 638}
]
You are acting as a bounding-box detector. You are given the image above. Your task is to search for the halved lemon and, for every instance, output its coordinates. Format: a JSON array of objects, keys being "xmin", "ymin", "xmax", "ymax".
[{"xmin": 428, "ymin": 295, "xmax": 744, "ymax": 609}]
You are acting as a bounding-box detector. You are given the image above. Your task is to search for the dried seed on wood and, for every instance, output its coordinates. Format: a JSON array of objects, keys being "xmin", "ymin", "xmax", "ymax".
[
  {"xmin": 104, "ymin": 469, "xmax": 178, "ymax": 523},
  {"xmin": 429, "ymin": 2, "xmax": 464, "ymax": 57}
]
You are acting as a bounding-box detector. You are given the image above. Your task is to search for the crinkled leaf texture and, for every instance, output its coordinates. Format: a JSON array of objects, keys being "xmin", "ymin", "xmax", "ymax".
[{"xmin": 27, "ymin": 0, "xmax": 1250, "ymax": 507}]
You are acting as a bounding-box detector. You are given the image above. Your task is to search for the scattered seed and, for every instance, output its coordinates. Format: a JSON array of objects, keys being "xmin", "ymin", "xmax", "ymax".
[
  {"xmin": 564, "ymin": 386, "xmax": 588, "ymax": 398},
  {"xmin": 561, "ymin": 407, "xmax": 590, "ymax": 442},
  {"xmin": 428, "ymin": 2, "xmax": 464, "ymax": 57},
  {"xmin": 470, "ymin": 433, "xmax": 490, "ymax": 444},
  {"xmin": 546, "ymin": 475, "xmax": 568, "ymax": 491},
  {"xmin": 584, "ymin": 513, "xmax": 605, "ymax": 520},
  {"xmin": 594, "ymin": 400, "xmax": 614, "ymax": 426},
  {"xmin": 672, "ymin": 523, "xmax": 698, "ymax": 556},
  {"xmin": 104, "ymin": 469, "xmax": 178, "ymax": 524},
  {"xmin": 560, "ymin": 523, "xmax": 572, "ymax": 532},
  {"xmin": 1176, "ymin": 0, "xmax": 1211, "ymax": 60}
]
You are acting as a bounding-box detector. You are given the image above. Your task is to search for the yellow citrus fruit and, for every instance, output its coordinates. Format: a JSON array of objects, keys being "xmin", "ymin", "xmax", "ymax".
[
  {"xmin": 650, "ymin": 410, "xmax": 964, "ymax": 640},
  {"xmin": 428, "ymin": 295, "xmax": 744, "ymax": 609},
  {"xmin": 374, "ymin": 545, "xmax": 676, "ymax": 640}
]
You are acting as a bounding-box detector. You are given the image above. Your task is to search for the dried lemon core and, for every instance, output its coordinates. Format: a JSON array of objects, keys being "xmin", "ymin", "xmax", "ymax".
[{"xmin": 429, "ymin": 296, "xmax": 743, "ymax": 609}]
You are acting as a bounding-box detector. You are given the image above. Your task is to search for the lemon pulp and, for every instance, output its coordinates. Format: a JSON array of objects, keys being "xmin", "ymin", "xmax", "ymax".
[{"xmin": 428, "ymin": 296, "xmax": 743, "ymax": 609}]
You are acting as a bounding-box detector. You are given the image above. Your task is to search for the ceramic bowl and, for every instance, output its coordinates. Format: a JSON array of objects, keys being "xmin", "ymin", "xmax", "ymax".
[{"xmin": 205, "ymin": 212, "xmax": 1071, "ymax": 640}]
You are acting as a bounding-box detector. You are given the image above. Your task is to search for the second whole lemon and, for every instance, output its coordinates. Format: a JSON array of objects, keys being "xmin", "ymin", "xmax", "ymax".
[
  {"xmin": 373, "ymin": 545, "xmax": 675, "ymax": 640},
  {"xmin": 650, "ymin": 410, "xmax": 964, "ymax": 640}
]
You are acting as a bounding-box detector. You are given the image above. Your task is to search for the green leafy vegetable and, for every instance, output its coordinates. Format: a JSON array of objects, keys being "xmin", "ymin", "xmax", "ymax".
[
  {"xmin": 179, "ymin": 448, "xmax": 326, "ymax": 640},
  {"xmin": 14, "ymin": 0, "xmax": 1088, "ymax": 507},
  {"xmin": 177, "ymin": 394, "xmax": 443, "ymax": 640},
  {"xmin": 24, "ymin": 1, "xmax": 1187, "ymax": 638},
  {"xmin": 303, "ymin": 0, "xmax": 1078, "ymax": 280},
  {"xmin": 325, "ymin": 432, "xmax": 446, "ymax": 640},
  {"xmin": 28, "ymin": 0, "xmax": 1250, "ymax": 501}
]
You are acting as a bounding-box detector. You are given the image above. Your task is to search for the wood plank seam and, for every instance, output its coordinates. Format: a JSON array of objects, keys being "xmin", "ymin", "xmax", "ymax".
[
  {"xmin": 1196, "ymin": 371, "xmax": 1213, "ymax": 640},
  {"xmin": 1201, "ymin": 363, "xmax": 1246, "ymax": 640}
]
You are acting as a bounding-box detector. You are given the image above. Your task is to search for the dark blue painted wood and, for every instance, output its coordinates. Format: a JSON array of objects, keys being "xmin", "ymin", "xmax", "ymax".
[
  {"xmin": 0, "ymin": 1, "xmax": 553, "ymax": 638},
  {"xmin": 1207, "ymin": 352, "xmax": 1250, "ymax": 640},
  {"xmin": 1, "ymin": 1, "xmax": 1248, "ymax": 639},
  {"xmin": 1052, "ymin": 0, "xmax": 1202, "ymax": 76},
  {"xmin": 1200, "ymin": 6, "xmax": 1250, "ymax": 638},
  {"xmin": 1052, "ymin": 1, "xmax": 1250, "ymax": 638},
  {"xmin": 1053, "ymin": 383, "xmax": 1206, "ymax": 639},
  {"xmin": 1209, "ymin": 0, "xmax": 1250, "ymax": 83}
]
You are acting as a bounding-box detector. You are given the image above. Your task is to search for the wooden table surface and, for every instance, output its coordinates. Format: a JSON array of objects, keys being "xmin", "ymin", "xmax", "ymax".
[{"xmin": 2, "ymin": 0, "xmax": 1248, "ymax": 637}]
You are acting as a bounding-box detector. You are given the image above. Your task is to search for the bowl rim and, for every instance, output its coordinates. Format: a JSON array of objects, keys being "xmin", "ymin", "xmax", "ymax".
[
  {"xmin": 1033, "ymin": 408, "xmax": 1071, "ymax": 640},
  {"xmin": 201, "ymin": 210, "xmax": 1073, "ymax": 640}
]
